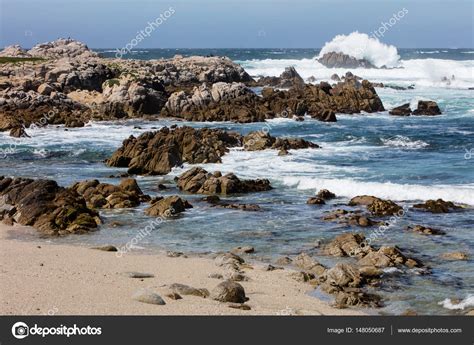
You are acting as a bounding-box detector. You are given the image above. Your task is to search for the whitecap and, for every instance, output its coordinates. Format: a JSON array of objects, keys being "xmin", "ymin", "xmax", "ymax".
[{"xmin": 438, "ymin": 294, "xmax": 474, "ymax": 310}]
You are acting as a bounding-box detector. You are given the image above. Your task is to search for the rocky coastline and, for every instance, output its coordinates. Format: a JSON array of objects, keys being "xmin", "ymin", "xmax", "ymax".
[{"xmin": 0, "ymin": 39, "xmax": 466, "ymax": 315}]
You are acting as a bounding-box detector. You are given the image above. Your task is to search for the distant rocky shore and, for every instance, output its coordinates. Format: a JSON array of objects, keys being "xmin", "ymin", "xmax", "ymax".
[{"xmin": 0, "ymin": 38, "xmax": 443, "ymax": 137}]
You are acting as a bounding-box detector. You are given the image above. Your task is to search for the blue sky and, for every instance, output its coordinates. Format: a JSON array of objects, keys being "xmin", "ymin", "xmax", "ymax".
[{"xmin": 1, "ymin": 0, "xmax": 473, "ymax": 48}]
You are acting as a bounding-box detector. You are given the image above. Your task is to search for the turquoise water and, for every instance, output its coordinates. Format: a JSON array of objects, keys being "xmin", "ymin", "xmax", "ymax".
[{"xmin": 0, "ymin": 49, "xmax": 473, "ymax": 315}]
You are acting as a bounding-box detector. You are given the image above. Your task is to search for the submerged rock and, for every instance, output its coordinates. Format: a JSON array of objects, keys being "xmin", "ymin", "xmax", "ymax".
[
  {"xmin": 440, "ymin": 252, "xmax": 469, "ymax": 261},
  {"xmin": 407, "ymin": 225, "xmax": 446, "ymax": 236},
  {"xmin": 145, "ymin": 196, "xmax": 192, "ymax": 217},
  {"xmin": 413, "ymin": 199, "xmax": 460, "ymax": 213},
  {"xmin": 389, "ymin": 103, "xmax": 412, "ymax": 116}
]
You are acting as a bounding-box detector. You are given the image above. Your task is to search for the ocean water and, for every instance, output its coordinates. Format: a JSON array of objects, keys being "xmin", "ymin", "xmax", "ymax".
[{"xmin": 1, "ymin": 45, "xmax": 473, "ymax": 315}]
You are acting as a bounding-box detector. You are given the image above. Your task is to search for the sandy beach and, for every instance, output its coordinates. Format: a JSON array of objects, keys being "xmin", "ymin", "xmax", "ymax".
[{"xmin": 0, "ymin": 223, "xmax": 363, "ymax": 316}]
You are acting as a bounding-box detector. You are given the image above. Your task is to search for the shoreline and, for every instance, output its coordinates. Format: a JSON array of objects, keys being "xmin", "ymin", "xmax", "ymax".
[{"xmin": 0, "ymin": 223, "xmax": 364, "ymax": 316}]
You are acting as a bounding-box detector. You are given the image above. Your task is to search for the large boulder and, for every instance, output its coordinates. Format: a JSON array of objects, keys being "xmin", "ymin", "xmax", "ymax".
[
  {"xmin": 176, "ymin": 167, "xmax": 272, "ymax": 195},
  {"xmin": 322, "ymin": 233, "xmax": 371, "ymax": 258},
  {"xmin": 210, "ymin": 280, "xmax": 247, "ymax": 303},
  {"xmin": 161, "ymin": 82, "xmax": 270, "ymax": 123},
  {"xmin": 349, "ymin": 195, "xmax": 402, "ymax": 216},
  {"xmin": 0, "ymin": 177, "xmax": 100, "ymax": 235},
  {"xmin": 318, "ymin": 52, "xmax": 376, "ymax": 69},
  {"xmin": 412, "ymin": 101, "xmax": 442, "ymax": 116},
  {"xmin": 106, "ymin": 126, "xmax": 242, "ymax": 175}
]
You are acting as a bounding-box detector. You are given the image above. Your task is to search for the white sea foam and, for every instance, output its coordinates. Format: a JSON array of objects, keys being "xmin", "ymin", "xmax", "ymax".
[
  {"xmin": 282, "ymin": 176, "xmax": 474, "ymax": 205},
  {"xmin": 240, "ymin": 57, "xmax": 474, "ymax": 89},
  {"xmin": 318, "ymin": 32, "xmax": 400, "ymax": 68},
  {"xmin": 439, "ymin": 294, "xmax": 474, "ymax": 310},
  {"xmin": 381, "ymin": 135, "xmax": 429, "ymax": 149}
]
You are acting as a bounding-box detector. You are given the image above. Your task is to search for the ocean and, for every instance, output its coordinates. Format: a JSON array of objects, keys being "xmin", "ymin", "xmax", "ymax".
[{"xmin": 1, "ymin": 46, "xmax": 473, "ymax": 315}]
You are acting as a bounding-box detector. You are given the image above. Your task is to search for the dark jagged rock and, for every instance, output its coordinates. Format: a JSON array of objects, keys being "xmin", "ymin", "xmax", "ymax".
[
  {"xmin": 318, "ymin": 52, "xmax": 376, "ymax": 69},
  {"xmin": 349, "ymin": 195, "xmax": 402, "ymax": 216},
  {"xmin": 243, "ymin": 131, "xmax": 319, "ymax": 151},
  {"xmin": 70, "ymin": 178, "xmax": 147, "ymax": 209},
  {"xmin": 322, "ymin": 209, "xmax": 377, "ymax": 228},
  {"xmin": 252, "ymin": 66, "xmax": 305, "ymax": 89},
  {"xmin": 9, "ymin": 127, "xmax": 29, "ymax": 138},
  {"xmin": 307, "ymin": 197, "xmax": 326, "ymax": 205},
  {"xmin": 203, "ymin": 195, "xmax": 261, "ymax": 211},
  {"xmin": 412, "ymin": 100, "xmax": 442, "ymax": 116},
  {"xmin": 0, "ymin": 176, "xmax": 99, "ymax": 235},
  {"xmin": 413, "ymin": 199, "xmax": 460, "ymax": 213},
  {"xmin": 144, "ymin": 196, "xmax": 192, "ymax": 217},
  {"xmin": 389, "ymin": 103, "xmax": 412, "ymax": 116},
  {"xmin": 407, "ymin": 225, "xmax": 446, "ymax": 236},
  {"xmin": 317, "ymin": 189, "xmax": 336, "ymax": 200},
  {"xmin": 176, "ymin": 167, "xmax": 272, "ymax": 195},
  {"xmin": 322, "ymin": 233, "xmax": 371, "ymax": 258},
  {"xmin": 106, "ymin": 126, "xmax": 242, "ymax": 175}
]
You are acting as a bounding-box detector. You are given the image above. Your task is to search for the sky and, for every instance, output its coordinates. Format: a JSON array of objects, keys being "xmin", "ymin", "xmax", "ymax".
[{"xmin": 0, "ymin": 0, "xmax": 473, "ymax": 48}]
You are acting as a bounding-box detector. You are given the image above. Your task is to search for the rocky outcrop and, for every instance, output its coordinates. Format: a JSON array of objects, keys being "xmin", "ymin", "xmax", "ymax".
[
  {"xmin": 406, "ymin": 225, "xmax": 446, "ymax": 235},
  {"xmin": 99, "ymin": 76, "xmax": 168, "ymax": 118},
  {"xmin": 253, "ymin": 66, "xmax": 305, "ymax": 89},
  {"xmin": 349, "ymin": 195, "xmax": 402, "ymax": 216},
  {"xmin": 322, "ymin": 209, "xmax": 378, "ymax": 227},
  {"xmin": 243, "ymin": 131, "xmax": 319, "ymax": 151},
  {"xmin": 0, "ymin": 177, "xmax": 100, "ymax": 235},
  {"xmin": 0, "ymin": 45, "xmax": 29, "ymax": 57},
  {"xmin": 0, "ymin": 90, "xmax": 93, "ymax": 130},
  {"xmin": 413, "ymin": 199, "xmax": 460, "ymax": 213},
  {"xmin": 144, "ymin": 196, "xmax": 192, "ymax": 217},
  {"xmin": 322, "ymin": 233, "xmax": 371, "ymax": 258},
  {"xmin": 389, "ymin": 103, "xmax": 412, "ymax": 116},
  {"xmin": 27, "ymin": 39, "xmax": 98, "ymax": 59},
  {"xmin": 318, "ymin": 52, "xmax": 376, "ymax": 69},
  {"xmin": 161, "ymin": 82, "xmax": 270, "ymax": 123},
  {"xmin": 322, "ymin": 233, "xmax": 421, "ymax": 269},
  {"xmin": 202, "ymin": 195, "xmax": 261, "ymax": 211},
  {"xmin": 412, "ymin": 101, "xmax": 442, "ymax": 116},
  {"xmin": 261, "ymin": 79, "xmax": 384, "ymax": 122},
  {"xmin": 176, "ymin": 167, "xmax": 272, "ymax": 195},
  {"xmin": 70, "ymin": 178, "xmax": 148, "ymax": 209},
  {"xmin": 106, "ymin": 126, "xmax": 242, "ymax": 175},
  {"xmin": 390, "ymin": 101, "xmax": 442, "ymax": 116}
]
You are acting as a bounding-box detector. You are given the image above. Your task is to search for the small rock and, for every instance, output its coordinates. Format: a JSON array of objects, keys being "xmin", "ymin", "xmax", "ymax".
[
  {"xmin": 92, "ymin": 245, "xmax": 118, "ymax": 252},
  {"xmin": 440, "ymin": 252, "xmax": 469, "ymax": 261},
  {"xmin": 231, "ymin": 246, "xmax": 255, "ymax": 254},
  {"xmin": 166, "ymin": 251, "xmax": 185, "ymax": 258},
  {"xmin": 208, "ymin": 273, "xmax": 224, "ymax": 279},
  {"xmin": 264, "ymin": 264, "xmax": 283, "ymax": 271},
  {"xmin": 211, "ymin": 280, "xmax": 247, "ymax": 303},
  {"xmin": 165, "ymin": 292, "xmax": 183, "ymax": 300},
  {"xmin": 132, "ymin": 289, "xmax": 165, "ymax": 305},
  {"xmin": 122, "ymin": 272, "xmax": 155, "ymax": 279},
  {"xmin": 228, "ymin": 303, "xmax": 251, "ymax": 310},
  {"xmin": 307, "ymin": 197, "xmax": 326, "ymax": 205},
  {"xmin": 317, "ymin": 189, "xmax": 336, "ymax": 200},
  {"xmin": 275, "ymin": 256, "xmax": 293, "ymax": 265},
  {"xmin": 169, "ymin": 283, "xmax": 209, "ymax": 298}
]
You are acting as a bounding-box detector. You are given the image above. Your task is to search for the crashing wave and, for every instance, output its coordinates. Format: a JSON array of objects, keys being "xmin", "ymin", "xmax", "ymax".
[{"xmin": 318, "ymin": 32, "xmax": 400, "ymax": 68}]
